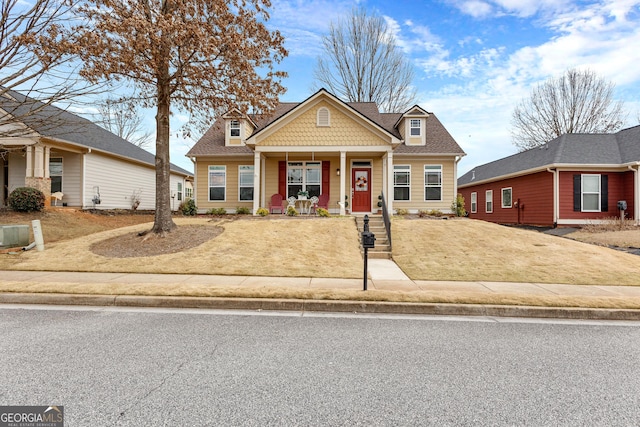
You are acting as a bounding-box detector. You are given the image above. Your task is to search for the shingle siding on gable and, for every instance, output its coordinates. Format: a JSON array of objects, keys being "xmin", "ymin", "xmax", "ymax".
[{"xmin": 257, "ymin": 102, "xmax": 389, "ymax": 147}]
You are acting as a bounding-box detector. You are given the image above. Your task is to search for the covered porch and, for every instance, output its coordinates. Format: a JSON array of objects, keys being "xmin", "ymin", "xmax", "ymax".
[{"xmin": 250, "ymin": 146, "xmax": 396, "ymax": 216}]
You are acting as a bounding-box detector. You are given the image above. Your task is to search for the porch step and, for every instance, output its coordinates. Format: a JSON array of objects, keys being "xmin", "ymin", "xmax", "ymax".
[{"xmin": 354, "ymin": 215, "xmax": 392, "ymax": 260}]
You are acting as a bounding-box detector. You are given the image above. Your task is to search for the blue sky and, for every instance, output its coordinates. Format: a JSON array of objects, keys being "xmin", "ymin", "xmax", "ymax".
[{"xmin": 147, "ymin": 1, "xmax": 640, "ymax": 174}]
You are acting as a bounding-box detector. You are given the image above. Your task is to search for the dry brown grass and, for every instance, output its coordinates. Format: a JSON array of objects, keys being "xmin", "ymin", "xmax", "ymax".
[
  {"xmin": 1, "ymin": 214, "xmax": 364, "ymax": 278},
  {"xmin": 391, "ymin": 217, "xmax": 640, "ymax": 286},
  {"xmin": 2, "ymin": 209, "xmax": 640, "ymax": 290}
]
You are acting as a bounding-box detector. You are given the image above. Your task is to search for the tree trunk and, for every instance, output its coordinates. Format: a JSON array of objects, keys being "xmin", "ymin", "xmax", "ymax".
[{"xmin": 150, "ymin": 72, "xmax": 176, "ymax": 235}]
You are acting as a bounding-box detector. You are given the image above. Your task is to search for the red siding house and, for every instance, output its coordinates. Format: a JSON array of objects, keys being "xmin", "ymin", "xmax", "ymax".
[{"xmin": 457, "ymin": 126, "xmax": 640, "ymax": 227}]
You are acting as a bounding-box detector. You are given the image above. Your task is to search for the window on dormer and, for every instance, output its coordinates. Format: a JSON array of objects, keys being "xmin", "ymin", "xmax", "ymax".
[
  {"xmin": 410, "ymin": 119, "xmax": 421, "ymax": 136},
  {"xmin": 317, "ymin": 107, "xmax": 330, "ymax": 127},
  {"xmin": 230, "ymin": 120, "xmax": 240, "ymax": 137}
]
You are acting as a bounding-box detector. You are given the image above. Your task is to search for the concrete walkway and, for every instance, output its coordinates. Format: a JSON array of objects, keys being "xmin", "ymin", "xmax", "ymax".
[{"xmin": 2, "ymin": 264, "xmax": 640, "ymax": 320}]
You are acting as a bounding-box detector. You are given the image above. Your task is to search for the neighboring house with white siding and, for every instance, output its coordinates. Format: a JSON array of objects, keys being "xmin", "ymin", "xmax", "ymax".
[{"xmin": 0, "ymin": 90, "xmax": 192, "ymax": 210}]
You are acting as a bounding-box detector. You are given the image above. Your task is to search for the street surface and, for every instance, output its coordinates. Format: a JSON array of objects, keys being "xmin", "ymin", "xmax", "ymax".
[{"xmin": 1, "ymin": 305, "xmax": 639, "ymax": 426}]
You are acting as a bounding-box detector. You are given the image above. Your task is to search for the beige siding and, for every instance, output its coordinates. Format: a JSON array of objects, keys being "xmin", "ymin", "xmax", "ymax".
[
  {"xmin": 392, "ymin": 157, "xmax": 457, "ymax": 213},
  {"xmin": 258, "ymin": 101, "xmax": 389, "ymax": 147},
  {"xmin": 53, "ymin": 151, "xmax": 82, "ymax": 206},
  {"xmin": 195, "ymin": 158, "xmax": 254, "ymax": 211},
  {"xmin": 84, "ymin": 154, "xmax": 156, "ymax": 209},
  {"xmin": 7, "ymin": 152, "xmax": 26, "ymax": 192}
]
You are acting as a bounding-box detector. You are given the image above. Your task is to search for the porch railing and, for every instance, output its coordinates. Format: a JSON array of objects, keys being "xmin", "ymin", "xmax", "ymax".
[{"xmin": 380, "ymin": 192, "xmax": 392, "ymax": 251}]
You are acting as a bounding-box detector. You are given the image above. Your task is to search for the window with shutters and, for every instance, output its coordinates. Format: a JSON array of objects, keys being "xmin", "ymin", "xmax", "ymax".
[{"xmin": 317, "ymin": 107, "xmax": 330, "ymax": 127}]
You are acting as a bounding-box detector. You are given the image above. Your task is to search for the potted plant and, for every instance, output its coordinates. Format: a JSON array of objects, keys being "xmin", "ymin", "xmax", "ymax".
[{"xmin": 297, "ymin": 190, "xmax": 309, "ymax": 200}]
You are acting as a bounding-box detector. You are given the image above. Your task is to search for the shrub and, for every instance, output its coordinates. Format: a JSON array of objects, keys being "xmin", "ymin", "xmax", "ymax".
[
  {"xmin": 316, "ymin": 207, "xmax": 329, "ymax": 217},
  {"xmin": 395, "ymin": 208, "xmax": 408, "ymax": 216},
  {"xmin": 451, "ymin": 193, "xmax": 467, "ymax": 217},
  {"xmin": 8, "ymin": 187, "xmax": 45, "ymax": 212},
  {"xmin": 256, "ymin": 207, "xmax": 269, "ymax": 217},
  {"xmin": 286, "ymin": 206, "xmax": 298, "ymax": 216},
  {"xmin": 180, "ymin": 198, "xmax": 198, "ymax": 216},
  {"xmin": 207, "ymin": 207, "xmax": 227, "ymax": 215},
  {"xmin": 235, "ymin": 206, "xmax": 251, "ymax": 215}
]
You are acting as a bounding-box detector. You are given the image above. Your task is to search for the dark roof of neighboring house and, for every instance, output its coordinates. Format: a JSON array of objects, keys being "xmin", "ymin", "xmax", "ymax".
[
  {"xmin": 0, "ymin": 90, "xmax": 192, "ymax": 176},
  {"xmin": 187, "ymin": 89, "xmax": 465, "ymax": 157},
  {"xmin": 458, "ymin": 125, "xmax": 640, "ymax": 186}
]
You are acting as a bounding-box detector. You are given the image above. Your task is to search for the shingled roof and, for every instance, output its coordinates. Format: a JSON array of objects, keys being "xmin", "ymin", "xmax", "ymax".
[
  {"xmin": 187, "ymin": 89, "xmax": 465, "ymax": 156},
  {"xmin": 458, "ymin": 125, "xmax": 640, "ymax": 186},
  {"xmin": 0, "ymin": 90, "xmax": 192, "ymax": 176}
]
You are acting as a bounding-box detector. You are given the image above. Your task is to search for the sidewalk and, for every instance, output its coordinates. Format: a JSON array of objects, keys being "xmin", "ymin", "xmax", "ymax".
[{"xmin": 1, "ymin": 262, "xmax": 640, "ymax": 320}]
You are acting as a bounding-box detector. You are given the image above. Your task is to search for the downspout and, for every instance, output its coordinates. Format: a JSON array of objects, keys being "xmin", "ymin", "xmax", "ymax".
[
  {"xmin": 547, "ymin": 167, "xmax": 558, "ymax": 227},
  {"xmin": 454, "ymin": 156, "xmax": 461, "ymax": 208},
  {"xmin": 627, "ymin": 164, "xmax": 639, "ymax": 226},
  {"xmin": 190, "ymin": 156, "xmax": 197, "ymax": 210}
]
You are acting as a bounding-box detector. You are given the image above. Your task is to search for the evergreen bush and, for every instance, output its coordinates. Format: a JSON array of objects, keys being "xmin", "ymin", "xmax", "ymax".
[{"xmin": 8, "ymin": 187, "xmax": 45, "ymax": 212}]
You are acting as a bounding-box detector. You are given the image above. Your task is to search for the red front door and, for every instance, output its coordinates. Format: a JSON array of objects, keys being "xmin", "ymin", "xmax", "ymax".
[{"xmin": 352, "ymin": 168, "xmax": 371, "ymax": 212}]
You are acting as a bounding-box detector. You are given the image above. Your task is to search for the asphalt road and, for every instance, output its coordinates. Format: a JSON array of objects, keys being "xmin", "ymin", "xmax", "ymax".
[{"xmin": 1, "ymin": 306, "xmax": 639, "ymax": 426}]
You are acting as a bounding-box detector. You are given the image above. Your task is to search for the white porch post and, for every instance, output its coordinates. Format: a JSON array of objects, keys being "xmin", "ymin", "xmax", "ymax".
[
  {"xmin": 34, "ymin": 145, "xmax": 44, "ymax": 178},
  {"xmin": 253, "ymin": 151, "xmax": 261, "ymax": 215},
  {"xmin": 339, "ymin": 151, "xmax": 346, "ymax": 216},
  {"xmin": 386, "ymin": 150, "xmax": 393, "ymax": 215},
  {"xmin": 44, "ymin": 146, "xmax": 51, "ymax": 178},
  {"xmin": 25, "ymin": 146, "xmax": 33, "ymax": 177}
]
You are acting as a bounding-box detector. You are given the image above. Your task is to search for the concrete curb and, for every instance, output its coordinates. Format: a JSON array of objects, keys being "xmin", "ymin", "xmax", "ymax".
[{"xmin": 2, "ymin": 292, "xmax": 640, "ymax": 321}]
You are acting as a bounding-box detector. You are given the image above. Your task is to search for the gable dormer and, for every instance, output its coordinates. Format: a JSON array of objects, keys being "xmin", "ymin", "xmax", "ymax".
[
  {"xmin": 222, "ymin": 109, "xmax": 257, "ymax": 146},
  {"xmin": 396, "ymin": 106, "xmax": 429, "ymax": 146}
]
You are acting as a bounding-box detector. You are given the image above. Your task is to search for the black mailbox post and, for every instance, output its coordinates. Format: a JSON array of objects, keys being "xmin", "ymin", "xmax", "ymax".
[{"xmin": 361, "ymin": 215, "xmax": 376, "ymax": 291}]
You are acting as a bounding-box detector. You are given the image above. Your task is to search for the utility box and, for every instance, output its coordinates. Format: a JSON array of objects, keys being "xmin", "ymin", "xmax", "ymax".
[{"xmin": 0, "ymin": 225, "xmax": 30, "ymax": 248}]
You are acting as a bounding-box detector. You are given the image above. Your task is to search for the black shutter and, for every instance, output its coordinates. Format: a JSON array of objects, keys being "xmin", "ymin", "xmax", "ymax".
[
  {"xmin": 601, "ymin": 175, "xmax": 608, "ymax": 212},
  {"xmin": 573, "ymin": 175, "xmax": 581, "ymax": 212}
]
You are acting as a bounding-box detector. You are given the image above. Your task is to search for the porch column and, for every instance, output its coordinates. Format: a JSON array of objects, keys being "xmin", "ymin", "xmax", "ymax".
[
  {"xmin": 25, "ymin": 146, "xmax": 33, "ymax": 177},
  {"xmin": 44, "ymin": 146, "xmax": 51, "ymax": 178},
  {"xmin": 34, "ymin": 145, "xmax": 44, "ymax": 178},
  {"xmin": 339, "ymin": 151, "xmax": 346, "ymax": 216},
  {"xmin": 386, "ymin": 151, "xmax": 393, "ymax": 215},
  {"xmin": 253, "ymin": 151, "xmax": 261, "ymax": 215}
]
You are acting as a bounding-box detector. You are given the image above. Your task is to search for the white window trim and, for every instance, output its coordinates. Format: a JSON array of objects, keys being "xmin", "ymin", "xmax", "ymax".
[
  {"xmin": 50, "ymin": 157, "xmax": 63, "ymax": 193},
  {"xmin": 208, "ymin": 165, "xmax": 226, "ymax": 202},
  {"xmin": 393, "ymin": 165, "xmax": 411, "ymax": 201},
  {"xmin": 471, "ymin": 192, "xmax": 477, "ymax": 213},
  {"xmin": 486, "ymin": 190, "xmax": 493, "ymax": 213},
  {"xmin": 287, "ymin": 161, "xmax": 322, "ymax": 198},
  {"xmin": 581, "ymin": 174, "xmax": 601, "ymax": 212},
  {"xmin": 229, "ymin": 120, "xmax": 240, "ymax": 137},
  {"xmin": 424, "ymin": 164, "xmax": 442, "ymax": 202},
  {"xmin": 501, "ymin": 187, "xmax": 512, "ymax": 208},
  {"xmin": 177, "ymin": 182, "xmax": 183, "ymax": 201},
  {"xmin": 238, "ymin": 165, "xmax": 254, "ymax": 202},
  {"xmin": 410, "ymin": 119, "xmax": 421, "ymax": 136},
  {"xmin": 317, "ymin": 107, "xmax": 330, "ymax": 127}
]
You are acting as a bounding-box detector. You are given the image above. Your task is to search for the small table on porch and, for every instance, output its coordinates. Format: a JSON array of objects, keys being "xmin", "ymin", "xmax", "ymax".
[{"xmin": 295, "ymin": 198, "xmax": 312, "ymax": 214}]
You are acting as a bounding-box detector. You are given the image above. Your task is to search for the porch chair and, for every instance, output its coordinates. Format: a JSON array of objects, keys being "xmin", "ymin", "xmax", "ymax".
[
  {"xmin": 317, "ymin": 194, "xmax": 329, "ymax": 211},
  {"xmin": 286, "ymin": 196, "xmax": 297, "ymax": 213},
  {"xmin": 309, "ymin": 196, "xmax": 319, "ymax": 214},
  {"xmin": 269, "ymin": 193, "xmax": 284, "ymax": 214}
]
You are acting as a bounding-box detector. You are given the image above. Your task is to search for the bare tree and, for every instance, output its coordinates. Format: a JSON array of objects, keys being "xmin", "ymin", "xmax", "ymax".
[
  {"xmin": 40, "ymin": 0, "xmax": 286, "ymax": 236},
  {"xmin": 0, "ymin": 0, "xmax": 101, "ymax": 138},
  {"xmin": 94, "ymin": 98, "xmax": 152, "ymax": 149},
  {"xmin": 511, "ymin": 68, "xmax": 625, "ymax": 151},
  {"xmin": 313, "ymin": 7, "xmax": 416, "ymax": 113}
]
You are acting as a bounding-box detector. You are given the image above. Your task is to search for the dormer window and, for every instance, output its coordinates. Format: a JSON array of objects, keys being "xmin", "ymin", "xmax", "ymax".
[
  {"xmin": 317, "ymin": 107, "xmax": 330, "ymax": 127},
  {"xmin": 230, "ymin": 120, "xmax": 240, "ymax": 137},
  {"xmin": 410, "ymin": 119, "xmax": 421, "ymax": 136}
]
